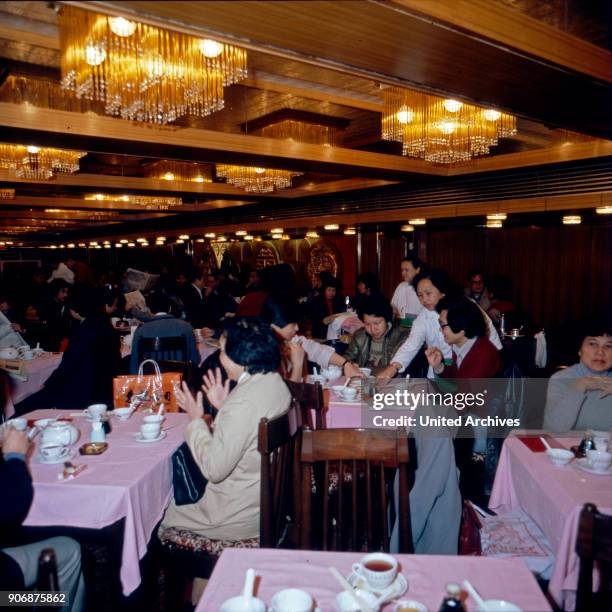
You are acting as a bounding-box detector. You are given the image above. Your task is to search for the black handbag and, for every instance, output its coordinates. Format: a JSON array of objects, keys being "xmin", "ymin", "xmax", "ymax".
[{"xmin": 171, "ymin": 442, "xmax": 207, "ymax": 506}]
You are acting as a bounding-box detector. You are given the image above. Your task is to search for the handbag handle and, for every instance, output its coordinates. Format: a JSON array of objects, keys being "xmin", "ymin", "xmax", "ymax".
[{"xmin": 138, "ymin": 358, "xmax": 162, "ymax": 381}]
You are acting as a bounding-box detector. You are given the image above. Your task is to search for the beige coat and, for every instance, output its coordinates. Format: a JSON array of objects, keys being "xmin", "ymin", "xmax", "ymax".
[{"xmin": 161, "ymin": 371, "xmax": 291, "ymax": 540}]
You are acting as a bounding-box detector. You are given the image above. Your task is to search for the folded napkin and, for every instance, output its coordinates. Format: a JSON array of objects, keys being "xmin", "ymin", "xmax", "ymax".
[
  {"xmin": 534, "ymin": 331, "xmax": 547, "ymax": 368},
  {"xmin": 517, "ymin": 434, "xmax": 565, "ymax": 452}
]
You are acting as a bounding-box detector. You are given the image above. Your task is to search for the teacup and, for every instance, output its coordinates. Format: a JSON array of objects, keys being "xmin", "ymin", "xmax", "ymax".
[
  {"xmin": 321, "ymin": 366, "xmax": 342, "ymax": 381},
  {"xmin": 86, "ymin": 404, "xmax": 107, "ymax": 419},
  {"xmin": 589, "ymin": 430, "xmax": 610, "ymax": 452},
  {"xmin": 140, "ymin": 423, "xmax": 161, "ymax": 440},
  {"xmin": 143, "ymin": 414, "xmax": 165, "ymax": 425},
  {"xmin": 340, "ymin": 386, "xmax": 358, "ymax": 401},
  {"xmin": 351, "ymin": 552, "xmax": 398, "ymax": 590},
  {"xmin": 40, "ymin": 443, "xmax": 66, "ymax": 460},
  {"xmin": 336, "ymin": 589, "xmax": 379, "ymax": 612},
  {"xmin": 7, "ymin": 418, "xmax": 27, "ymax": 431},
  {"xmin": 113, "ymin": 407, "xmax": 134, "ymax": 420},
  {"xmin": 220, "ymin": 596, "xmax": 266, "ymax": 612},
  {"xmin": 393, "ymin": 600, "xmax": 427, "ymax": 612},
  {"xmin": 586, "ymin": 449, "xmax": 612, "ymax": 472},
  {"xmin": 546, "ymin": 448, "xmax": 574, "ymax": 466},
  {"xmin": 476, "ymin": 601, "xmax": 521, "ymax": 612},
  {"xmin": 270, "ymin": 589, "xmax": 313, "ymax": 612}
]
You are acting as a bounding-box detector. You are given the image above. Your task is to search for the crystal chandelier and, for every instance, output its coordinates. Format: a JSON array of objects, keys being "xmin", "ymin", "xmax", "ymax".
[
  {"xmin": 0, "ymin": 144, "xmax": 86, "ymax": 179},
  {"xmin": 216, "ymin": 165, "xmax": 302, "ymax": 193},
  {"xmin": 59, "ymin": 5, "xmax": 247, "ymax": 124},
  {"xmin": 382, "ymin": 87, "xmax": 517, "ymax": 164},
  {"xmin": 84, "ymin": 193, "xmax": 182, "ymax": 210},
  {"xmin": 144, "ymin": 160, "xmax": 212, "ymax": 183}
]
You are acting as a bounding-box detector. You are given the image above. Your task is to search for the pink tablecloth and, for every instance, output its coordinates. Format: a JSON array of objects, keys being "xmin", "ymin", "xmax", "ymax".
[
  {"xmin": 196, "ymin": 548, "xmax": 551, "ymax": 611},
  {"xmin": 23, "ymin": 408, "xmax": 188, "ymax": 595},
  {"xmin": 4, "ymin": 353, "xmax": 63, "ymax": 417},
  {"xmin": 489, "ymin": 434, "xmax": 612, "ymax": 610}
]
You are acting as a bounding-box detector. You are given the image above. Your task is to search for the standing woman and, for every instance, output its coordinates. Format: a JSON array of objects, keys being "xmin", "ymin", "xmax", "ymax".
[{"xmin": 391, "ymin": 255, "xmax": 427, "ymax": 325}]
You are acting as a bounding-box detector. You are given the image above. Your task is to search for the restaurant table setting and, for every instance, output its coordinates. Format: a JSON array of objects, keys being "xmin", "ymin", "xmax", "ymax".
[
  {"xmin": 489, "ymin": 430, "xmax": 612, "ymax": 610},
  {"xmin": 197, "ymin": 548, "xmax": 551, "ymax": 611},
  {"xmin": 16, "ymin": 406, "xmax": 188, "ymax": 595}
]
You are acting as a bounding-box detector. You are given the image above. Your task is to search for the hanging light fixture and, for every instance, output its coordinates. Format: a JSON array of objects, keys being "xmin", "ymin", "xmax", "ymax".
[
  {"xmin": 382, "ymin": 87, "xmax": 517, "ymax": 164},
  {"xmin": 145, "ymin": 160, "xmax": 212, "ymax": 183},
  {"xmin": 0, "ymin": 144, "xmax": 85, "ymax": 179},
  {"xmin": 83, "ymin": 193, "xmax": 182, "ymax": 210},
  {"xmin": 58, "ymin": 5, "xmax": 247, "ymax": 124},
  {"xmin": 216, "ymin": 165, "xmax": 302, "ymax": 193}
]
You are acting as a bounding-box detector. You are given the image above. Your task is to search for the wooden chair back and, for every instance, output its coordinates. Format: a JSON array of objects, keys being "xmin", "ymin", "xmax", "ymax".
[
  {"xmin": 137, "ymin": 335, "xmax": 188, "ymax": 364},
  {"xmin": 575, "ymin": 503, "xmax": 612, "ymax": 612},
  {"xmin": 300, "ymin": 427, "xmax": 412, "ymax": 553},
  {"xmin": 284, "ymin": 379, "xmax": 324, "ymax": 429},
  {"xmin": 156, "ymin": 360, "xmax": 194, "ymax": 392},
  {"xmin": 258, "ymin": 403, "xmax": 303, "ymax": 548}
]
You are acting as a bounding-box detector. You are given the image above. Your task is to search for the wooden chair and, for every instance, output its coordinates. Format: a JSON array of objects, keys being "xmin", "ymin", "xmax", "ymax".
[
  {"xmin": 284, "ymin": 379, "xmax": 324, "ymax": 429},
  {"xmin": 258, "ymin": 402, "xmax": 303, "ymax": 548},
  {"xmin": 156, "ymin": 360, "xmax": 194, "ymax": 392},
  {"xmin": 575, "ymin": 503, "xmax": 612, "ymax": 612},
  {"xmin": 137, "ymin": 335, "xmax": 188, "ymax": 364},
  {"xmin": 300, "ymin": 427, "xmax": 412, "ymax": 553}
]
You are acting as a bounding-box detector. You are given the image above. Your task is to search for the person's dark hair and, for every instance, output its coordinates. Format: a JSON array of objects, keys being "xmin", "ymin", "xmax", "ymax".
[
  {"xmin": 263, "ymin": 263, "xmax": 297, "ymax": 296},
  {"xmin": 188, "ymin": 267, "xmax": 205, "ymax": 284},
  {"xmin": 467, "ymin": 268, "xmax": 486, "ymax": 283},
  {"xmin": 413, "ymin": 268, "xmax": 452, "ymax": 297},
  {"xmin": 223, "ymin": 317, "xmax": 281, "ymax": 374},
  {"xmin": 146, "ymin": 291, "xmax": 171, "ymax": 314},
  {"xmin": 578, "ymin": 318, "xmax": 612, "ymax": 342},
  {"xmin": 402, "ymin": 253, "xmax": 428, "ymax": 275},
  {"xmin": 359, "ymin": 293, "xmax": 393, "ymax": 323},
  {"xmin": 356, "ymin": 272, "xmax": 379, "ymax": 293},
  {"xmin": 82, "ymin": 287, "xmax": 119, "ymax": 318},
  {"xmin": 437, "ymin": 296, "xmax": 487, "ymax": 339},
  {"xmin": 260, "ymin": 295, "xmax": 301, "ymax": 327},
  {"xmin": 48, "ymin": 279, "xmax": 70, "ymax": 298}
]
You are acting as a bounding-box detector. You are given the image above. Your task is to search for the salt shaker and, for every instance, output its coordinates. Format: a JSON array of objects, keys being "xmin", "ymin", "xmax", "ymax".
[{"xmin": 90, "ymin": 420, "xmax": 106, "ymax": 443}]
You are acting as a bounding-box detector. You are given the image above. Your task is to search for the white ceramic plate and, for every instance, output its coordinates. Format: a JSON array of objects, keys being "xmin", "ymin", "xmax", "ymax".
[
  {"xmin": 347, "ymin": 571, "xmax": 408, "ymax": 603},
  {"xmin": 35, "ymin": 448, "xmax": 75, "ymax": 464},
  {"xmin": 575, "ymin": 458, "xmax": 612, "ymax": 476},
  {"xmin": 133, "ymin": 430, "xmax": 167, "ymax": 444}
]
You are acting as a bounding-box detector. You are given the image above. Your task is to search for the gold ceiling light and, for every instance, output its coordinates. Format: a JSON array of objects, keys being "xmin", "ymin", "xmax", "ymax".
[
  {"xmin": 487, "ymin": 213, "xmax": 507, "ymax": 221},
  {"xmin": 401, "ymin": 224, "xmax": 415, "ymax": 232},
  {"xmin": 216, "ymin": 165, "xmax": 302, "ymax": 193},
  {"xmin": 408, "ymin": 218, "xmax": 427, "ymax": 225},
  {"xmin": 145, "ymin": 160, "xmax": 212, "ymax": 183},
  {"xmin": 84, "ymin": 193, "xmax": 182, "ymax": 209},
  {"xmin": 0, "ymin": 144, "xmax": 85, "ymax": 179},
  {"xmin": 596, "ymin": 206, "xmax": 612, "ymax": 214},
  {"xmin": 0, "ymin": 189, "xmax": 15, "ymax": 199},
  {"xmin": 486, "ymin": 220, "xmax": 503, "ymax": 228},
  {"xmin": 562, "ymin": 215, "xmax": 581, "ymax": 225},
  {"xmin": 324, "ymin": 224, "xmax": 340, "ymax": 230},
  {"xmin": 204, "ymin": 232, "xmax": 216, "ymax": 238},
  {"xmin": 244, "ymin": 234, "xmax": 254, "ymax": 241},
  {"xmin": 382, "ymin": 87, "xmax": 517, "ymax": 164},
  {"xmin": 344, "ymin": 227, "xmax": 356, "ymax": 235},
  {"xmin": 58, "ymin": 5, "xmax": 247, "ymax": 124},
  {"xmin": 235, "ymin": 230, "xmax": 247, "ymax": 236},
  {"xmin": 306, "ymin": 231, "xmax": 319, "ymax": 238}
]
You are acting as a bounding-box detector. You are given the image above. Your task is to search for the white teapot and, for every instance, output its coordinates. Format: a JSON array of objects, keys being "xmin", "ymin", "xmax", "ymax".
[{"xmin": 41, "ymin": 422, "xmax": 80, "ymax": 446}]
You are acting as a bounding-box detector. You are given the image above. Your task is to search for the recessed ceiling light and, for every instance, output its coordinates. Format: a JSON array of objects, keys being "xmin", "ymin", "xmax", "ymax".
[
  {"xmin": 486, "ymin": 220, "xmax": 503, "ymax": 228},
  {"xmin": 235, "ymin": 230, "xmax": 247, "ymax": 236},
  {"xmin": 306, "ymin": 231, "xmax": 319, "ymax": 238},
  {"xmin": 562, "ymin": 215, "xmax": 581, "ymax": 225},
  {"xmin": 270, "ymin": 227, "xmax": 283, "ymax": 234},
  {"xmin": 486, "ymin": 213, "xmax": 507, "ymax": 221},
  {"xmin": 204, "ymin": 232, "xmax": 216, "ymax": 238},
  {"xmin": 324, "ymin": 224, "xmax": 339, "ymax": 230},
  {"xmin": 408, "ymin": 218, "xmax": 426, "ymax": 225},
  {"xmin": 401, "ymin": 224, "xmax": 415, "ymax": 232},
  {"xmin": 596, "ymin": 206, "xmax": 612, "ymax": 215},
  {"xmin": 344, "ymin": 228, "xmax": 356, "ymax": 235},
  {"xmin": 179, "ymin": 234, "xmax": 190, "ymax": 240},
  {"xmin": 244, "ymin": 235, "xmax": 254, "ymax": 241}
]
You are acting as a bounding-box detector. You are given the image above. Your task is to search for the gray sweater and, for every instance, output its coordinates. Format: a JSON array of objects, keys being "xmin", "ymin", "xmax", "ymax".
[{"xmin": 543, "ymin": 363, "xmax": 612, "ymax": 433}]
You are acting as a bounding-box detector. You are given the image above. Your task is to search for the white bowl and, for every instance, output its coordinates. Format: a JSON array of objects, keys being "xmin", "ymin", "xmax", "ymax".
[
  {"xmin": 143, "ymin": 414, "xmax": 165, "ymax": 425},
  {"xmin": 546, "ymin": 448, "xmax": 574, "ymax": 466},
  {"xmin": 220, "ymin": 596, "xmax": 266, "ymax": 612},
  {"xmin": 335, "ymin": 589, "xmax": 379, "ymax": 611},
  {"xmin": 113, "ymin": 407, "xmax": 134, "ymax": 420},
  {"xmin": 476, "ymin": 600, "xmax": 522, "ymax": 612},
  {"xmin": 340, "ymin": 387, "xmax": 358, "ymax": 400},
  {"xmin": 394, "ymin": 601, "xmax": 428, "ymax": 612},
  {"xmin": 86, "ymin": 403, "xmax": 108, "ymax": 419}
]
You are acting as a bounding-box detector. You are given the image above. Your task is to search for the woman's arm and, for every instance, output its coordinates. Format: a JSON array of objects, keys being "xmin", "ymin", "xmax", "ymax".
[{"xmin": 543, "ymin": 373, "xmax": 587, "ymax": 432}]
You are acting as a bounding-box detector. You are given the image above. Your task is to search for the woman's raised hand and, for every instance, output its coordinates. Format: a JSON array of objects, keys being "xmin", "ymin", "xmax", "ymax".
[
  {"xmin": 202, "ymin": 367, "xmax": 230, "ymax": 410},
  {"xmin": 175, "ymin": 381, "xmax": 204, "ymax": 422},
  {"xmin": 424, "ymin": 346, "xmax": 444, "ymax": 374}
]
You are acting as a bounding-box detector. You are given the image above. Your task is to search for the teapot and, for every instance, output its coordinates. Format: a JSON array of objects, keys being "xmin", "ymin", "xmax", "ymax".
[{"xmin": 41, "ymin": 422, "xmax": 80, "ymax": 446}]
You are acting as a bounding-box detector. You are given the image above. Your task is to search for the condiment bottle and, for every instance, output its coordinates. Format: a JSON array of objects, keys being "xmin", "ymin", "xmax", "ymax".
[
  {"xmin": 90, "ymin": 420, "xmax": 106, "ymax": 443},
  {"xmin": 438, "ymin": 583, "xmax": 466, "ymax": 612}
]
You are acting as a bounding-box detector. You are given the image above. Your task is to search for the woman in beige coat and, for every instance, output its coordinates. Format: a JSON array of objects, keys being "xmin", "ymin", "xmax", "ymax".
[{"xmin": 161, "ymin": 317, "xmax": 291, "ymax": 541}]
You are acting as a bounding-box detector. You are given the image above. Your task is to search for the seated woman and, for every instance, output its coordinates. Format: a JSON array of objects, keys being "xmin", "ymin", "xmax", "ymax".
[
  {"xmin": 353, "ymin": 272, "xmax": 380, "ymax": 316},
  {"xmin": 425, "ymin": 296, "xmax": 502, "ymax": 378},
  {"xmin": 160, "ymin": 318, "xmax": 291, "ymax": 542},
  {"xmin": 342, "ymin": 294, "xmax": 410, "ymax": 376},
  {"xmin": 260, "ymin": 295, "xmax": 363, "ymax": 382},
  {"xmin": 543, "ymin": 321, "xmax": 612, "ymax": 432}
]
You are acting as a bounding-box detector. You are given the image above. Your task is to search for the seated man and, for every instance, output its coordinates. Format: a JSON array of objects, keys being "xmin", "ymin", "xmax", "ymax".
[
  {"xmin": 342, "ymin": 294, "xmax": 409, "ymax": 376},
  {"xmin": 1, "ymin": 426, "xmax": 85, "ymax": 610},
  {"xmin": 130, "ymin": 291, "xmax": 200, "ymax": 373}
]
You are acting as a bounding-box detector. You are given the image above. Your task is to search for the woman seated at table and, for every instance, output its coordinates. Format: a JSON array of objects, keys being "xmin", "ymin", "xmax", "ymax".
[
  {"xmin": 543, "ymin": 321, "xmax": 612, "ymax": 432},
  {"xmin": 425, "ymin": 296, "xmax": 502, "ymax": 378},
  {"xmin": 260, "ymin": 295, "xmax": 363, "ymax": 382},
  {"xmin": 342, "ymin": 293, "xmax": 409, "ymax": 376},
  {"xmin": 160, "ymin": 318, "xmax": 291, "ymax": 542}
]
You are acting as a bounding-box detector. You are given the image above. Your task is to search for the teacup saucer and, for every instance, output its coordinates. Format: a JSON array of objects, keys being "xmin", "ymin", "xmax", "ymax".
[
  {"xmin": 334, "ymin": 396, "xmax": 362, "ymax": 404},
  {"xmin": 36, "ymin": 448, "xmax": 74, "ymax": 464},
  {"xmin": 575, "ymin": 458, "xmax": 612, "ymax": 476},
  {"xmin": 347, "ymin": 572, "xmax": 408, "ymax": 603},
  {"xmin": 133, "ymin": 430, "xmax": 167, "ymax": 444}
]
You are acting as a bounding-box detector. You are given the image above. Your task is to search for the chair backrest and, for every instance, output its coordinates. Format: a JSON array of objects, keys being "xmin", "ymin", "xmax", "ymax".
[
  {"xmin": 157, "ymin": 360, "xmax": 194, "ymax": 391},
  {"xmin": 575, "ymin": 503, "xmax": 612, "ymax": 612},
  {"xmin": 258, "ymin": 404, "xmax": 303, "ymax": 549},
  {"xmin": 300, "ymin": 427, "xmax": 412, "ymax": 553},
  {"xmin": 138, "ymin": 335, "xmax": 188, "ymax": 364},
  {"xmin": 284, "ymin": 379, "xmax": 324, "ymax": 429}
]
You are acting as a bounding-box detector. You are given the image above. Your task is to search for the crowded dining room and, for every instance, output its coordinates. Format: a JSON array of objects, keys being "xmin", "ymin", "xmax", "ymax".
[{"xmin": 0, "ymin": 1, "xmax": 611, "ymax": 611}]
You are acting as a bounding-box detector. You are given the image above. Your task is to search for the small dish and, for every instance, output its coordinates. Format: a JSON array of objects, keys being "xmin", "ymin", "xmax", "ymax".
[
  {"xmin": 133, "ymin": 430, "xmax": 167, "ymax": 443},
  {"xmin": 476, "ymin": 600, "xmax": 522, "ymax": 612},
  {"xmin": 394, "ymin": 600, "xmax": 428, "ymax": 612},
  {"xmin": 546, "ymin": 448, "xmax": 574, "ymax": 466},
  {"xmin": 335, "ymin": 589, "xmax": 379, "ymax": 611},
  {"xmin": 112, "ymin": 407, "xmax": 134, "ymax": 420},
  {"xmin": 575, "ymin": 458, "xmax": 612, "ymax": 476},
  {"xmin": 347, "ymin": 571, "xmax": 407, "ymax": 603},
  {"xmin": 79, "ymin": 442, "xmax": 108, "ymax": 455}
]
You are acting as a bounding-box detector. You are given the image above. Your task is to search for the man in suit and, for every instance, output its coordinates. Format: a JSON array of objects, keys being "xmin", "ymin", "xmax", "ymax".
[{"xmin": 182, "ymin": 269, "xmax": 208, "ymax": 329}]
